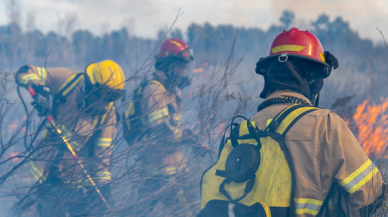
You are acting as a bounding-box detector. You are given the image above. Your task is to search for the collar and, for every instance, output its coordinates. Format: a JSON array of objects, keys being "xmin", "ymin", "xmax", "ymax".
[
  {"xmin": 265, "ymin": 90, "xmax": 312, "ymax": 105},
  {"xmin": 257, "ymin": 90, "xmax": 313, "ymax": 112},
  {"xmin": 153, "ymin": 70, "xmax": 169, "ymax": 87}
]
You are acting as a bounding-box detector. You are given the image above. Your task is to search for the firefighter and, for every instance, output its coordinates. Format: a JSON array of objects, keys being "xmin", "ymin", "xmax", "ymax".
[
  {"xmin": 123, "ymin": 38, "xmax": 199, "ymax": 215},
  {"xmin": 199, "ymin": 28, "xmax": 386, "ymax": 217},
  {"xmin": 14, "ymin": 60, "xmax": 125, "ymax": 216}
]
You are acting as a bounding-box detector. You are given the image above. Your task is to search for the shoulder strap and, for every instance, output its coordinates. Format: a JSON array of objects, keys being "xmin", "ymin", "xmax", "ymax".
[
  {"xmin": 56, "ymin": 72, "xmax": 84, "ymax": 100},
  {"xmin": 147, "ymin": 79, "xmax": 166, "ymax": 92},
  {"xmin": 266, "ymin": 103, "xmax": 320, "ymax": 136},
  {"xmin": 124, "ymin": 79, "xmax": 165, "ymax": 129},
  {"xmin": 92, "ymin": 102, "xmax": 114, "ymax": 128},
  {"xmin": 265, "ymin": 103, "xmax": 320, "ymax": 217},
  {"xmin": 132, "ymin": 79, "xmax": 165, "ymax": 101},
  {"xmin": 52, "ymin": 72, "xmax": 84, "ymax": 118}
]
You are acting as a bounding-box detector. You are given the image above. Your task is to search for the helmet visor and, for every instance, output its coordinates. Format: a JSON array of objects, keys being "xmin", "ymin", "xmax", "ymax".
[{"xmin": 180, "ymin": 49, "xmax": 194, "ymax": 61}]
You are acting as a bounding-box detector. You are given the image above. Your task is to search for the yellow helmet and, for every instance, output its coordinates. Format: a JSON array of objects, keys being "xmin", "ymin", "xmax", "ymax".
[{"xmin": 86, "ymin": 60, "xmax": 125, "ymax": 90}]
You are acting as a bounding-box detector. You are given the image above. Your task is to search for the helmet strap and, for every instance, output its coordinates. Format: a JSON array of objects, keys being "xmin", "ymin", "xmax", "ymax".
[
  {"xmin": 314, "ymin": 93, "xmax": 320, "ymax": 107},
  {"xmin": 303, "ymin": 70, "xmax": 324, "ymax": 106}
]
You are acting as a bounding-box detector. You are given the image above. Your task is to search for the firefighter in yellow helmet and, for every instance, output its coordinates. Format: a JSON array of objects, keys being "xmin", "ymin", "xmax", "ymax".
[
  {"xmin": 199, "ymin": 28, "xmax": 385, "ymax": 217},
  {"xmin": 14, "ymin": 60, "xmax": 125, "ymax": 216}
]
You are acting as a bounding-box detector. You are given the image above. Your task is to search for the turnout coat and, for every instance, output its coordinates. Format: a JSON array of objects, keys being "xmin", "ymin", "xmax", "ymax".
[{"xmin": 16, "ymin": 64, "xmax": 116, "ymax": 186}]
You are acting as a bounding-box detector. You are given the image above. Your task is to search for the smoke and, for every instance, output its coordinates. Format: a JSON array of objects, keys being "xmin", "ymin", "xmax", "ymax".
[{"xmin": 0, "ymin": 0, "xmax": 386, "ymax": 41}]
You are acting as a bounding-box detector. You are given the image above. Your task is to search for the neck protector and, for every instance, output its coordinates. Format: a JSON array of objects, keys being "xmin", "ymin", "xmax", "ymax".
[{"xmin": 260, "ymin": 59, "xmax": 324, "ymax": 105}]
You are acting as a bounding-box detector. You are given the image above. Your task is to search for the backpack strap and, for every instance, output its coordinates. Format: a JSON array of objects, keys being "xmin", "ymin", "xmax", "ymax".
[
  {"xmin": 56, "ymin": 72, "xmax": 84, "ymax": 102},
  {"xmin": 92, "ymin": 102, "xmax": 115, "ymax": 128},
  {"xmin": 265, "ymin": 103, "xmax": 321, "ymax": 217},
  {"xmin": 52, "ymin": 72, "xmax": 84, "ymax": 118},
  {"xmin": 124, "ymin": 79, "xmax": 166, "ymax": 130},
  {"xmin": 265, "ymin": 103, "xmax": 320, "ymax": 136}
]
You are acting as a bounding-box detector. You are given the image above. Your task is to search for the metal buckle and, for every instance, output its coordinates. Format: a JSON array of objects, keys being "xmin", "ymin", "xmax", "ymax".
[
  {"xmin": 278, "ymin": 53, "xmax": 288, "ymax": 62},
  {"xmin": 228, "ymin": 203, "xmax": 236, "ymax": 217}
]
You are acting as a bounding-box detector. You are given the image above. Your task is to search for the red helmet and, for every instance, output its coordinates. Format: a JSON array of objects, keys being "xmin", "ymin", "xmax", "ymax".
[
  {"xmin": 256, "ymin": 27, "xmax": 337, "ymax": 78},
  {"xmin": 156, "ymin": 38, "xmax": 194, "ymax": 62}
]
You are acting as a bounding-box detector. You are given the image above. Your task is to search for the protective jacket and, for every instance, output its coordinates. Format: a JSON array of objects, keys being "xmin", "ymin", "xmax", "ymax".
[
  {"xmin": 16, "ymin": 65, "xmax": 115, "ymax": 186},
  {"xmin": 200, "ymin": 90, "xmax": 385, "ymax": 217},
  {"xmin": 124, "ymin": 70, "xmax": 187, "ymax": 175}
]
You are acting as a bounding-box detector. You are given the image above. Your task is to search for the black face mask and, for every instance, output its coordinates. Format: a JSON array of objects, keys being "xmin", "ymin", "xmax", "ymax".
[{"xmin": 176, "ymin": 75, "xmax": 191, "ymax": 89}]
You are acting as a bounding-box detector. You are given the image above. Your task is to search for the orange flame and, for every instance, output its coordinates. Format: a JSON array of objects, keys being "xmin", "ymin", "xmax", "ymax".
[
  {"xmin": 353, "ymin": 98, "xmax": 388, "ymax": 157},
  {"xmin": 193, "ymin": 68, "xmax": 204, "ymax": 73},
  {"xmin": 7, "ymin": 120, "xmax": 18, "ymax": 131},
  {"xmin": 10, "ymin": 152, "xmax": 19, "ymax": 162}
]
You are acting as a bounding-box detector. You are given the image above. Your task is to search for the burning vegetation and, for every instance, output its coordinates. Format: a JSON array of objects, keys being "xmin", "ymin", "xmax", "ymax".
[{"xmin": 353, "ymin": 98, "xmax": 388, "ymax": 158}]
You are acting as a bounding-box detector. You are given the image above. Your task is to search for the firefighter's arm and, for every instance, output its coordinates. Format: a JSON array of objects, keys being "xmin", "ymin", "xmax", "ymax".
[
  {"xmin": 93, "ymin": 109, "xmax": 116, "ymax": 184},
  {"xmin": 141, "ymin": 83, "xmax": 176, "ymax": 137},
  {"xmin": 15, "ymin": 64, "xmax": 51, "ymax": 88},
  {"xmin": 15, "ymin": 65, "xmax": 51, "ymax": 116},
  {"xmin": 329, "ymin": 112, "xmax": 385, "ymax": 216}
]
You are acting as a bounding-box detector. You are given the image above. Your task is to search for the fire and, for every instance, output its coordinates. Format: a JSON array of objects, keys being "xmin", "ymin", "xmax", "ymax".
[
  {"xmin": 193, "ymin": 68, "xmax": 204, "ymax": 73},
  {"xmin": 7, "ymin": 120, "xmax": 18, "ymax": 131},
  {"xmin": 10, "ymin": 152, "xmax": 19, "ymax": 162},
  {"xmin": 353, "ymin": 98, "xmax": 388, "ymax": 157}
]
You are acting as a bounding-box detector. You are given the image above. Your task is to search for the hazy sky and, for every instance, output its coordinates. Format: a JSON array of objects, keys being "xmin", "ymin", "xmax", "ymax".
[{"xmin": 2, "ymin": 0, "xmax": 388, "ymax": 42}]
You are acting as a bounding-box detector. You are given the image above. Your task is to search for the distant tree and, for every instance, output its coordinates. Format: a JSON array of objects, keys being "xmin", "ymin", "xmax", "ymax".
[
  {"xmin": 280, "ymin": 10, "xmax": 295, "ymax": 29},
  {"xmin": 170, "ymin": 28, "xmax": 183, "ymax": 39},
  {"xmin": 157, "ymin": 29, "xmax": 166, "ymax": 41}
]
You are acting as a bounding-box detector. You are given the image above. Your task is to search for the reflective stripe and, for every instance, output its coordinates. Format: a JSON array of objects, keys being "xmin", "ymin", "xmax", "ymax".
[
  {"xmin": 174, "ymin": 114, "xmax": 182, "ymax": 125},
  {"xmin": 96, "ymin": 138, "xmax": 113, "ymax": 147},
  {"xmin": 266, "ymin": 119, "xmax": 272, "ymax": 127},
  {"xmin": 60, "ymin": 125, "xmax": 81, "ymax": 151},
  {"xmin": 100, "ymin": 102, "xmax": 114, "ymax": 124},
  {"xmin": 174, "ymin": 128, "xmax": 182, "ymax": 140},
  {"xmin": 21, "ymin": 74, "xmax": 40, "ymax": 84},
  {"xmin": 328, "ymin": 197, "xmax": 338, "ymax": 211},
  {"xmin": 339, "ymin": 159, "xmax": 379, "ymax": 194},
  {"xmin": 37, "ymin": 67, "xmax": 47, "ymax": 85},
  {"xmin": 148, "ymin": 80, "xmax": 166, "ymax": 92},
  {"xmin": 271, "ymin": 45, "xmax": 306, "ymax": 53},
  {"xmin": 319, "ymin": 52, "xmax": 325, "ymax": 62},
  {"xmin": 95, "ymin": 171, "xmax": 111, "ymax": 180},
  {"xmin": 92, "ymin": 117, "xmax": 99, "ymax": 127},
  {"xmin": 124, "ymin": 102, "xmax": 135, "ymax": 129},
  {"xmin": 64, "ymin": 179, "xmax": 93, "ymax": 188},
  {"xmin": 162, "ymin": 164, "xmax": 188, "ymax": 176},
  {"xmin": 92, "ymin": 102, "xmax": 114, "ymax": 127},
  {"xmin": 148, "ymin": 108, "xmax": 169, "ymax": 122},
  {"xmin": 57, "ymin": 73, "xmax": 83, "ymax": 97},
  {"xmin": 29, "ymin": 162, "xmax": 45, "ymax": 183},
  {"xmin": 295, "ymin": 198, "xmax": 323, "ymax": 215}
]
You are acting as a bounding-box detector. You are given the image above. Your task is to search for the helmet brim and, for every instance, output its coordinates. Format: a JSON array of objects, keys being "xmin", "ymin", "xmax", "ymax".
[{"xmin": 256, "ymin": 53, "xmax": 330, "ymax": 77}]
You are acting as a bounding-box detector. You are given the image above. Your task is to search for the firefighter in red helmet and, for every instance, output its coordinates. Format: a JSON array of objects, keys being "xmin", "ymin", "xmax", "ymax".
[
  {"xmin": 155, "ymin": 38, "xmax": 194, "ymax": 89},
  {"xmin": 199, "ymin": 28, "xmax": 385, "ymax": 217},
  {"xmin": 123, "ymin": 38, "xmax": 200, "ymax": 216}
]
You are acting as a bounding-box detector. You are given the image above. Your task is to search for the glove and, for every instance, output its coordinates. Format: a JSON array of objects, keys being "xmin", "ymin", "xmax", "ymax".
[{"xmin": 29, "ymin": 85, "xmax": 51, "ymax": 117}]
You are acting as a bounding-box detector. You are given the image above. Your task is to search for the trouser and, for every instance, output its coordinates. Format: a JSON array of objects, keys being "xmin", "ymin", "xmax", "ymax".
[{"xmin": 134, "ymin": 173, "xmax": 194, "ymax": 217}]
